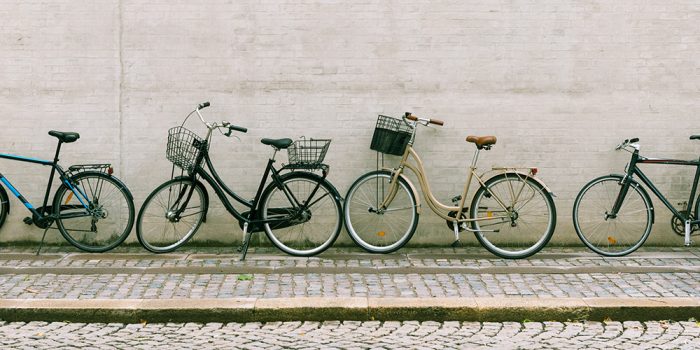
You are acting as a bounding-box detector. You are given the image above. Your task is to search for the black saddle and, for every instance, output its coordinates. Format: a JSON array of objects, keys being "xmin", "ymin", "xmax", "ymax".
[
  {"xmin": 261, "ymin": 138, "xmax": 293, "ymax": 149},
  {"xmin": 48, "ymin": 130, "xmax": 80, "ymax": 143}
]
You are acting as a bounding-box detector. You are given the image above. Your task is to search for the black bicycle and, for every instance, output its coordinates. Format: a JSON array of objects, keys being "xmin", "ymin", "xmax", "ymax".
[
  {"xmin": 135, "ymin": 102, "xmax": 343, "ymax": 259},
  {"xmin": 0, "ymin": 131, "xmax": 135, "ymax": 253},
  {"xmin": 573, "ymin": 136, "xmax": 700, "ymax": 256}
]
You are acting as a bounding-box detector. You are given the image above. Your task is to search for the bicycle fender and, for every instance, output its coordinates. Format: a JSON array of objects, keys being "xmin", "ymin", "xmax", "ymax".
[
  {"xmin": 172, "ymin": 176, "xmax": 210, "ymax": 222},
  {"xmin": 607, "ymin": 173, "xmax": 655, "ymax": 225},
  {"xmin": 59, "ymin": 171, "xmax": 135, "ymax": 201},
  {"xmin": 375, "ymin": 168, "xmax": 421, "ymax": 215},
  {"xmin": 273, "ymin": 171, "xmax": 343, "ymax": 202},
  {"xmin": 493, "ymin": 171, "xmax": 556, "ymax": 197},
  {"xmin": 0, "ymin": 182, "xmax": 9, "ymax": 215},
  {"xmin": 396, "ymin": 173, "xmax": 421, "ymax": 215}
]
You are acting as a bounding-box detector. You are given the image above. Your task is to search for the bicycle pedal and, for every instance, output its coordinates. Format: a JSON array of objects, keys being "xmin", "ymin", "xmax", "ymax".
[
  {"xmin": 451, "ymin": 240, "xmax": 462, "ymax": 248},
  {"xmin": 23, "ymin": 217, "xmax": 33, "ymax": 225}
]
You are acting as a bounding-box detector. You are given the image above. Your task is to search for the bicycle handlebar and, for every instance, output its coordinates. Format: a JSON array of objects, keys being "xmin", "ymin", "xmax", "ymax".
[
  {"xmin": 194, "ymin": 102, "xmax": 247, "ymax": 137},
  {"xmin": 405, "ymin": 112, "xmax": 444, "ymax": 126},
  {"xmin": 616, "ymin": 137, "xmax": 640, "ymax": 151}
]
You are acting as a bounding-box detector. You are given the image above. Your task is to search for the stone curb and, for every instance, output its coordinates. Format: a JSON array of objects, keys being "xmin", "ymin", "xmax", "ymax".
[{"xmin": 0, "ymin": 297, "xmax": 697, "ymax": 323}]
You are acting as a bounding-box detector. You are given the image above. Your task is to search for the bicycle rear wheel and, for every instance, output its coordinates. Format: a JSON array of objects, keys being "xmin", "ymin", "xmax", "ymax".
[
  {"xmin": 260, "ymin": 172, "xmax": 342, "ymax": 257},
  {"xmin": 470, "ymin": 173, "xmax": 556, "ymax": 259},
  {"xmin": 53, "ymin": 171, "xmax": 135, "ymax": 252},
  {"xmin": 343, "ymin": 170, "xmax": 419, "ymax": 253},
  {"xmin": 573, "ymin": 175, "xmax": 652, "ymax": 256},
  {"xmin": 136, "ymin": 178, "xmax": 207, "ymax": 253}
]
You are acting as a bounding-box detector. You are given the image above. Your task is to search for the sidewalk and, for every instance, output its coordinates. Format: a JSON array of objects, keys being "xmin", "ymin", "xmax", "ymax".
[{"xmin": 0, "ymin": 246, "xmax": 697, "ymax": 323}]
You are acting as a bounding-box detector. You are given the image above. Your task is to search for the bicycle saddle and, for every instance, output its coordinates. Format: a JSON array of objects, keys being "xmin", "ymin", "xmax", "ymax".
[
  {"xmin": 261, "ymin": 138, "xmax": 293, "ymax": 149},
  {"xmin": 48, "ymin": 130, "xmax": 80, "ymax": 143},
  {"xmin": 466, "ymin": 135, "xmax": 497, "ymax": 149}
]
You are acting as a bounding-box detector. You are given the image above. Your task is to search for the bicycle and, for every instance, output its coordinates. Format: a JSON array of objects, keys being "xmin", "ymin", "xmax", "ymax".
[
  {"xmin": 343, "ymin": 113, "xmax": 557, "ymax": 259},
  {"xmin": 572, "ymin": 136, "xmax": 700, "ymax": 256},
  {"xmin": 135, "ymin": 102, "xmax": 343, "ymax": 260},
  {"xmin": 0, "ymin": 131, "xmax": 135, "ymax": 253}
]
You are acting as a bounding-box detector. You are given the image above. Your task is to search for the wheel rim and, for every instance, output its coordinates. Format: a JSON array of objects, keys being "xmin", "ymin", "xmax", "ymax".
[
  {"xmin": 472, "ymin": 177, "xmax": 554, "ymax": 258},
  {"xmin": 574, "ymin": 178, "xmax": 651, "ymax": 256},
  {"xmin": 263, "ymin": 178, "xmax": 340, "ymax": 256},
  {"xmin": 57, "ymin": 175, "xmax": 132, "ymax": 251},
  {"xmin": 138, "ymin": 180, "xmax": 205, "ymax": 252},
  {"xmin": 344, "ymin": 173, "xmax": 417, "ymax": 252}
]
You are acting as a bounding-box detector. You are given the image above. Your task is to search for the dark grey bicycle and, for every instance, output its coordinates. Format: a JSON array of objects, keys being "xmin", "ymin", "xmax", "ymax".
[
  {"xmin": 573, "ymin": 136, "xmax": 700, "ymax": 256},
  {"xmin": 135, "ymin": 102, "xmax": 342, "ymax": 259}
]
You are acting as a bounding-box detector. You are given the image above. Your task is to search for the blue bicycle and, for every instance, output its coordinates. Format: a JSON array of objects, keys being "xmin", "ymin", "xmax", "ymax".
[{"xmin": 0, "ymin": 131, "xmax": 135, "ymax": 253}]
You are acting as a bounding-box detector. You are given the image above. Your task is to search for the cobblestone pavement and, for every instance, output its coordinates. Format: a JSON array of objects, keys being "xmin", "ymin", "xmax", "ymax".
[
  {"xmin": 0, "ymin": 320, "xmax": 697, "ymax": 349},
  {"xmin": 0, "ymin": 247, "xmax": 697, "ymax": 271},
  {"xmin": 0, "ymin": 272, "xmax": 697, "ymax": 299},
  {"xmin": 0, "ymin": 247, "xmax": 697, "ymax": 300}
]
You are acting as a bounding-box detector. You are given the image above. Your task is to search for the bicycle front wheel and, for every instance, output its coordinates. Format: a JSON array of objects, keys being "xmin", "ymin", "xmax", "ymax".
[
  {"xmin": 573, "ymin": 175, "xmax": 652, "ymax": 256},
  {"xmin": 470, "ymin": 174, "xmax": 556, "ymax": 259},
  {"xmin": 0, "ymin": 185, "xmax": 8, "ymax": 229},
  {"xmin": 136, "ymin": 178, "xmax": 207, "ymax": 253},
  {"xmin": 261, "ymin": 172, "xmax": 342, "ymax": 257},
  {"xmin": 343, "ymin": 170, "xmax": 418, "ymax": 253},
  {"xmin": 53, "ymin": 171, "xmax": 135, "ymax": 252}
]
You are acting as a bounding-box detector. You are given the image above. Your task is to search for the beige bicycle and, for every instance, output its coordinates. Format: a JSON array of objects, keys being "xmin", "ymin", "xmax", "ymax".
[{"xmin": 343, "ymin": 113, "xmax": 557, "ymax": 258}]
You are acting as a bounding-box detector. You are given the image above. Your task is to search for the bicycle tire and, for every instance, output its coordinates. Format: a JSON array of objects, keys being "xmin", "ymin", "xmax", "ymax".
[
  {"xmin": 53, "ymin": 171, "xmax": 135, "ymax": 252},
  {"xmin": 573, "ymin": 175, "xmax": 653, "ymax": 257},
  {"xmin": 260, "ymin": 172, "xmax": 342, "ymax": 257},
  {"xmin": 136, "ymin": 177, "xmax": 208, "ymax": 253},
  {"xmin": 343, "ymin": 170, "xmax": 419, "ymax": 253},
  {"xmin": 470, "ymin": 173, "xmax": 556, "ymax": 259},
  {"xmin": 0, "ymin": 184, "xmax": 8, "ymax": 229}
]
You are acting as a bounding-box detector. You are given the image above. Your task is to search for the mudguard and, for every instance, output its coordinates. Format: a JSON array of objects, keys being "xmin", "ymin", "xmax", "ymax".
[{"xmin": 172, "ymin": 176, "xmax": 210, "ymax": 222}]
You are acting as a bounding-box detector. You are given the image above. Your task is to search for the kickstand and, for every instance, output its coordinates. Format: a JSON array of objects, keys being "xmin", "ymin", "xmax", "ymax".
[
  {"xmin": 36, "ymin": 221, "xmax": 54, "ymax": 256},
  {"xmin": 451, "ymin": 221, "xmax": 461, "ymax": 248},
  {"xmin": 238, "ymin": 223, "xmax": 251, "ymax": 261}
]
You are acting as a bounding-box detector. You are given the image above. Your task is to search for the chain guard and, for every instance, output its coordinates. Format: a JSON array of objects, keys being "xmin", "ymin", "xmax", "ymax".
[
  {"xmin": 671, "ymin": 211, "xmax": 699, "ymax": 236},
  {"xmin": 445, "ymin": 208, "xmax": 469, "ymax": 232}
]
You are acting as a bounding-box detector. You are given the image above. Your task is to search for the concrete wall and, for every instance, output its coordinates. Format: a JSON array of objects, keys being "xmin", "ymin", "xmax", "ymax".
[{"xmin": 1, "ymin": 0, "xmax": 698, "ymax": 247}]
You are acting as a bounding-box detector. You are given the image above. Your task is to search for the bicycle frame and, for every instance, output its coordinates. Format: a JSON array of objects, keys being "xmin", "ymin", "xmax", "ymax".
[
  {"xmin": 178, "ymin": 138, "xmax": 328, "ymax": 241},
  {"xmin": 612, "ymin": 149, "xmax": 700, "ymax": 232},
  {"xmin": 0, "ymin": 152, "xmax": 91, "ymax": 224},
  {"xmin": 188, "ymin": 147, "xmax": 296, "ymax": 226},
  {"xmin": 383, "ymin": 124, "xmax": 543, "ymax": 226}
]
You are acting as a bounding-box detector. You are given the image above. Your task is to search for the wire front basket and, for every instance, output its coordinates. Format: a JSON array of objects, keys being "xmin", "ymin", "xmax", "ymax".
[
  {"xmin": 287, "ymin": 138, "xmax": 331, "ymax": 169},
  {"xmin": 370, "ymin": 115, "xmax": 412, "ymax": 156},
  {"xmin": 166, "ymin": 126, "xmax": 206, "ymax": 172}
]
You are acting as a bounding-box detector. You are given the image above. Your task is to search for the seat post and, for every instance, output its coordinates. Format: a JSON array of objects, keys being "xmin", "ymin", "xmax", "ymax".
[
  {"xmin": 53, "ymin": 141, "xmax": 63, "ymax": 164},
  {"xmin": 40, "ymin": 140, "xmax": 63, "ymax": 213},
  {"xmin": 470, "ymin": 149, "xmax": 481, "ymax": 169}
]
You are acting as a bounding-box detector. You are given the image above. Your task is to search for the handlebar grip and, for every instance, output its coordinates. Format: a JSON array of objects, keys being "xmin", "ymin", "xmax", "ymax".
[
  {"xmin": 405, "ymin": 113, "xmax": 444, "ymax": 126},
  {"xmin": 630, "ymin": 137, "xmax": 639, "ymax": 143},
  {"xmin": 230, "ymin": 125, "xmax": 247, "ymax": 133},
  {"xmin": 198, "ymin": 102, "xmax": 210, "ymax": 109}
]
